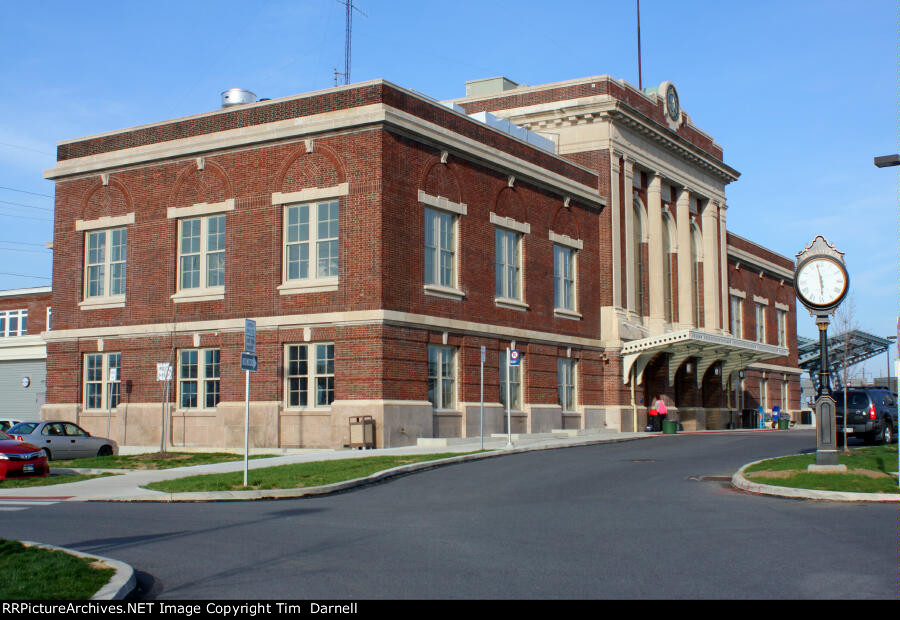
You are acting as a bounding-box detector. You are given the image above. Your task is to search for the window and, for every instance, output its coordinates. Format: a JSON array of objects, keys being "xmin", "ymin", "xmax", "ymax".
[
  {"xmin": 84, "ymin": 227, "xmax": 126, "ymax": 300},
  {"xmin": 776, "ymin": 309, "xmax": 787, "ymax": 347},
  {"xmin": 499, "ymin": 352, "xmax": 522, "ymax": 411},
  {"xmin": 554, "ymin": 245, "xmax": 576, "ymax": 311},
  {"xmin": 730, "ymin": 295, "xmax": 743, "ymax": 338},
  {"xmin": 755, "ymin": 304, "xmax": 766, "ymax": 343},
  {"xmin": 760, "ymin": 376, "xmax": 768, "ymax": 409},
  {"xmin": 427, "ymin": 345, "xmax": 456, "ymax": 409},
  {"xmin": 178, "ymin": 215, "xmax": 225, "ymax": 292},
  {"xmin": 633, "ymin": 201, "xmax": 645, "ymax": 313},
  {"xmin": 285, "ymin": 343, "xmax": 335, "ymax": 408},
  {"xmin": 691, "ymin": 228, "xmax": 702, "ymax": 326},
  {"xmin": 495, "ymin": 228, "xmax": 521, "ymax": 301},
  {"xmin": 557, "ymin": 358, "xmax": 576, "ymax": 412},
  {"xmin": 425, "ymin": 208, "xmax": 456, "ymax": 288},
  {"xmin": 283, "ymin": 200, "xmax": 339, "ymax": 286},
  {"xmin": 662, "ymin": 217, "xmax": 674, "ymax": 322},
  {"xmin": 84, "ymin": 352, "xmax": 121, "ymax": 410},
  {"xmin": 178, "ymin": 349, "xmax": 220, "ymax": 409},
  {"xmin": 0, "ymin": 309, "xmax": 27, "ymax": 337},
  {"xmin": 781, "ymin": 380, "xmax": 789, "ymax": 412}
]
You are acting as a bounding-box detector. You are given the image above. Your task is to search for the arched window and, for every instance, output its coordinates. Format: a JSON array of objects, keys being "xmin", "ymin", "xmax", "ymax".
[
  {"xmin": 691, "ymin": 225, "xmax": 702, "ymax": 326},
  {"xmin": 662, "ymin": 214, "xmax": 674, "ymax": 323},
  {"xmin": 633, "ymin": 196, "xmax": 645, "ymax": 314}
]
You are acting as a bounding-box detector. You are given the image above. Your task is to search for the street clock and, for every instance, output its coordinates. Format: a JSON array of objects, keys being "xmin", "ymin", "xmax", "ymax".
[{"xmin": 794, "ymin": 236, "xmax": 849, "ymax": 315}]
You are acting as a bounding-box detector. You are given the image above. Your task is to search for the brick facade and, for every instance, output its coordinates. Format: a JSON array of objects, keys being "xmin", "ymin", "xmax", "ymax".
[{"xmin": 42, "ymin": 76, "xmax": 800, "ymax": 448}]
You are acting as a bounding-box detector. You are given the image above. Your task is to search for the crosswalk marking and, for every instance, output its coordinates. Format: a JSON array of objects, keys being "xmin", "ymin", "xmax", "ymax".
[{"xmin": 0, "ymin": 496, "xmax": 71, "ymax": 512}]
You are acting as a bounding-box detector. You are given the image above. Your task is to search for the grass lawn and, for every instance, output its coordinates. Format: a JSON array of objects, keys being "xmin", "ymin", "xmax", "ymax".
[
  {"xmin": 52, "ymin": 451, "xmax": 277, "ymax": 470},
  {"xmin": 0, "ymin": 473, "xmax": 116, "ymax": 488},
  {"xmin": 744, "ymin": 443, "xmax": 900, "ymax": 493},
  {"xmin": 143, "ymin": 452, "xmax": 482, "ymax": 493},
  {"xmin": 0, "ymin": 539, "xmax": 114, "ymax": 600}
]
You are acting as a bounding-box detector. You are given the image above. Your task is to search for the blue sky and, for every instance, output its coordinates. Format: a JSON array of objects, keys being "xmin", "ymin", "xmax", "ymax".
[{"xmin": 0, "ymin": 1, "xmax": 896, "ymax": 373}]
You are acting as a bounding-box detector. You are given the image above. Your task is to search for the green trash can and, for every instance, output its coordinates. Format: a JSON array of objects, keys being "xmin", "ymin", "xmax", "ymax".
[
  {"xmin": 662, "ymin": 420, "xmax": 678, "ymax": 434},
  {"xmin": 778, "ymin": 418, "xmax": 789, "ymax": 430}
]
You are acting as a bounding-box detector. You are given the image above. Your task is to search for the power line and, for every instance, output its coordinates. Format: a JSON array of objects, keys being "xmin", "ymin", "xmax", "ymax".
[
  {"xmin": 0, "ymin": 272, "xmax": 50, "ymax": 280},
  {"xmin": 0, "ymin": 185, "xmax": 52, "ymax": 198},
  {"xmin": 0, "ymin": 142, "xmax": 54, "ymax": 156},
  {"xmin": 0, "ymin": 199, "xmax": 53, "ymax": 212}
]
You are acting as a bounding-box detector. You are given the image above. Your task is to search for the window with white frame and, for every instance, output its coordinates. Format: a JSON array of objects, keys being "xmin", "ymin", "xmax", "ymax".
[
  {"xmin": 427, "ymin": 345, "xmax": 456, "ymax": 409},
  {"xmin": 285, "ymin": 343, "xmax": 335, "ymax": 408},
  {"xmin": 424, "ymin": 208, "xmax": 456, "ymax": 288},
  {"xmin": 730, "ymin": 295, "xmax": 743, "ymax": 338},
  {"xmin": 760, "ymin": 376, "xmax": 768, "ymax": 409},
  {"xmin": 495, "ymin": 228, "xmax": 521, "ymax": 301},
  {"xmin": 781, "ymin": 379, "xmax": 789, "ymax": 412},
  {"xmin": 662, "ymin": 216, "xmax": 674, "ymax": 323},
  {"xmin": 755, "ymin": 303, "xmax": 766, "ymax": 343},
  {"xmin": 178, "ymin": 348, "xmax": 220, "ymax": 409},
  {"xmin": 499, "ymin": 352, "xmax": 522, "ymax": 411},
  {"xmin": 283, "ymin": 200, "xmax": 339, "ymax": 285},
  {"xmin": 691, "ymin": 228, "xmax": 702, "ymax": 326},
  {"xmin": 554, "ymin": 245, "xmax": 576, "ymax": 311},
  {"xmin": 178, "ymin": 215, "xmax": 225, "ymax": 293},
  {"xmin": 0, "ymin": 309, "xmax": 27, "ymax": 337},
  {"xmin": 84, "ymin": 352, "xmax": 121, "ymax": 410},
  {"xmin": 85, "ymin": 227, "xmax": 126, "ymax": 300},
  {"xmin": 776, "ymin": 309, "xmax": 787, "ymax": 347},
  {"xmin": 557, "ymin": 357, "xmax": 576, "ymax": 412}
]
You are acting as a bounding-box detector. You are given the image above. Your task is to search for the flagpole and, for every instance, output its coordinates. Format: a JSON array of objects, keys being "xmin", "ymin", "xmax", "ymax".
[{"xmin": 637, "ymin": 0, "xmax": 643, "ymax": 90}]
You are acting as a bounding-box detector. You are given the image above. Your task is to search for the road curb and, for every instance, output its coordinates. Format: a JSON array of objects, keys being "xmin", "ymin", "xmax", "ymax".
[
  {"xmin": 731, "ymin": 459, "xmax": 900, "ymax": 502},
  {"xmin": 100, "ymin": 435, "xmax": 650, "ymax": 502},
  {"xmin": 20, "ymin": 540, "xmax": 136, "ymax": 600}
]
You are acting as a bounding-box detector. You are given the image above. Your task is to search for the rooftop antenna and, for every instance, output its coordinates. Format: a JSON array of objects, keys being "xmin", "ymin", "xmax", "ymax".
[
  {"xmin": 334, "ymin": 0, "xmax": 366, "ymax": 86},
  {"xmin": 637, "ymin": 0, "xmax": 643, "ymax": 90}
]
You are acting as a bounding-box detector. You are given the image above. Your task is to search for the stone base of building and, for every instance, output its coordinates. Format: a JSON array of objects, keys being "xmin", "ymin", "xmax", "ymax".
[{"xmin": 41, "ymin": 401, "xmax": 768, "ymax": 450}]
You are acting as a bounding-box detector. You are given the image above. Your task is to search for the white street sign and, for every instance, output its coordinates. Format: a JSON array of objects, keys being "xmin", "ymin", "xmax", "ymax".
[
  {"xmin": 245, "ymin": 319, "xmax": 257, "ymax": 355},
  {"xmin": 156, "ymin": 362, "xmax": 173, "ymax": 382}
]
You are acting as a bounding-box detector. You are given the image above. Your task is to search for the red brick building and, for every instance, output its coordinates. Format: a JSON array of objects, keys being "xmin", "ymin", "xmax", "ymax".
[{"xmin": 41, "ymin": 75, "xmax": 801, "ymax": 448}]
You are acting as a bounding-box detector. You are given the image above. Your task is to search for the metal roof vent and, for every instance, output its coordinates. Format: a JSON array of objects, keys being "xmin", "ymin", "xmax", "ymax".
[{"xmin": 221, "ymin": 88, "xmax": 257, "ymax": 108}]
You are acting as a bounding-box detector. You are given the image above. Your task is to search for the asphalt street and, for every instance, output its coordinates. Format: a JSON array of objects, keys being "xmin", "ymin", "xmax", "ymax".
[{"xmin": 1, "ymin": 430, "xmax": 894, "ymax": 599}]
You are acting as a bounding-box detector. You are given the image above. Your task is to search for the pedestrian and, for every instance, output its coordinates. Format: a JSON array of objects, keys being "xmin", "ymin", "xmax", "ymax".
[
  {"xmin": 647, "ymin": 405, "xmax": 658, "ymax": 432},
  {"xmin": 655, "ymin": 395, "xmax": 668, "ymax": 432}
]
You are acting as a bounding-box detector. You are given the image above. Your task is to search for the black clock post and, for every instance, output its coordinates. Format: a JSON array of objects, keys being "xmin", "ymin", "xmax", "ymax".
[{"xmin": 794, "ymin": 236, "xmax": 849, "ymax": 468}]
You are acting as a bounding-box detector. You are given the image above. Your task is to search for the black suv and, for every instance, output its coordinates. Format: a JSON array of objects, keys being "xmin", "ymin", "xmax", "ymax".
[{"xmin": 833, "ymin": 387, "xmax": 897, "ymax": 445}]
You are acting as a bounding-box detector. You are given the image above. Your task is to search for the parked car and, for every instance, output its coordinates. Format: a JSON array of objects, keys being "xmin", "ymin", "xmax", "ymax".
[
  {"xmin": 0, "ymin": 429, "xmax": 49, "ymax": 479},
  {"xmin": 6, "ymin": 421, "xmax": 118, "ymax": 461},
  {"xmin": 833, "ymin": 387, "xmax": 898, "ymax": 445},
  {"xmin": 0, "ymin": 419, "xmax": 22, "ymax": 433}
]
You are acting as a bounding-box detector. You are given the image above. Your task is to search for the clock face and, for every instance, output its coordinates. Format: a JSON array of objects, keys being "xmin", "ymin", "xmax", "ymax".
[
  {"xmin": 666, "ymin": 85, "xmax": 679, "ymax": 121},
  {"xmin": 796, "ymin": 256, "xmax": 848, "ymax": 308}
]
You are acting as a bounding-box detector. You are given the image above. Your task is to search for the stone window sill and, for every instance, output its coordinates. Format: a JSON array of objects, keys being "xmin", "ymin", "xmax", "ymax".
[
  {"xmin": 424, "ymin": 284, "xmax": 465, "ymax": 300},
  {"xmin": 495, "ymin": 297, "xmax": 529, "ymax": 311},
  {"xmin": 554, "ymin": 308, "xmax": 583, "ymax": 320},
  {"xmin": 171, "ymin": 288, "xmax": 225, "ymax": 304},
  {"xmin": 278, "ymin": 278, "xmax": 339, "ymax": 295},
  {"xmin": 79, "ymin": 296, "xmax": 125, "ymax": 310}
]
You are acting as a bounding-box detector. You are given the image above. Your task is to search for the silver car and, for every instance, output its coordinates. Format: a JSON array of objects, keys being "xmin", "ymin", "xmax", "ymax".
[{"xmin": 6, "ymin": 421, "xmax": 118, "ymax": 460}]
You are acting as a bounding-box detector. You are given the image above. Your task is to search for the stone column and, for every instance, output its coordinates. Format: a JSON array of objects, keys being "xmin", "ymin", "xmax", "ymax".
[
  {"xmin": 702, "ymin": 200, "xmax": 720, "ymax": 330},
  {"xmin": 676, "ymin": 188, "xmax": 692, "ymax": 329},
  {"xmin": 610, "ymin": 151, "xmax": 622, "ymax": 309},
  {"xmin": 623, "ymin": 158, "xmax": 636, "ymax": 316},
  {"xmin": 647, "ymin": 173, "xmax": 665, "ymax": 333},
  {"xmin": 718, "ymin": 204, "xmax": 729, "ymax": 333}
]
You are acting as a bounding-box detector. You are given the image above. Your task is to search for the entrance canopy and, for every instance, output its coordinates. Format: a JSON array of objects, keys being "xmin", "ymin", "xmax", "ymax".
[{"xmin": 621, "ymin": 329, "xmax": 789, "ymax": 387}]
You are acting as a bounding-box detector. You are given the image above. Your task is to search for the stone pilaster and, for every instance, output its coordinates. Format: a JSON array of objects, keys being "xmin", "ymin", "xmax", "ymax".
[
  {"xmin": 702, "ymin": 200, "xmax": 720, "ymax": 330},
  {"xmin": 623, "ymin": 158, "xmax": 636, "ymax": 316},
  {"xmin": 610, "ymin": 151, "xmax": 622, "ymax": 309},
  {"xmin": 718, "ymin": 203, "xmax": 729, "ymax": 333},
  {"xmin": 647, "ymin": 173, "xmax": 665, "ymax": 334},
  {"xmin": 676, "ymin": 188, "xmax": 692, "ymax": 329}
]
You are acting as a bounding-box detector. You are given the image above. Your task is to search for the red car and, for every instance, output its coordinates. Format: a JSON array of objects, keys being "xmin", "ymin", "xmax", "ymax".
[{"xmin": 0, "ymin": 430, "xmax": 49, "ymax": 480}]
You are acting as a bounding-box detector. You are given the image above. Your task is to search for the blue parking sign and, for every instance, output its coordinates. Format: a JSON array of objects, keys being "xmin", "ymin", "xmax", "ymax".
[{"xmin": 509, "ymin": 349, "xmax": 521, "ymax": 366}]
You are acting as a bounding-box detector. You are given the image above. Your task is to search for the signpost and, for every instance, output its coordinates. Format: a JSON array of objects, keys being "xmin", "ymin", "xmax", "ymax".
[
  {"xmin": 156, "ymin": 362, "xmax": 173, "ymax": 454},
  {"xmin": 243, "ymin": 319, "xmax": 257, "ymax": 487},
  {"xmin": 505, "ymin": 348, "xmax": 520, "ymax": 449},
  {"xmin": 480, "ymin": 345, "xmax": 485, "ymax": 451}
]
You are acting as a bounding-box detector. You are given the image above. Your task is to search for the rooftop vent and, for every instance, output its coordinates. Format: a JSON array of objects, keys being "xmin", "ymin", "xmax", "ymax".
[
  {"xmin": 464, "ymin": 77, "xmax": 519, "ymax": 98},
  {"xmin": 221, "ymin": 88, "xmax": 257, "ymax": 108}
]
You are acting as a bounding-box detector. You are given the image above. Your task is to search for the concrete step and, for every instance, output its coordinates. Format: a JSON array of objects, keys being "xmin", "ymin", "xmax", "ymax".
[
  {"xmin": 489, "ymin": 432, "xmax": 559, "ymax": 441},
  {"xmin": 416, "ymin": 437, "xmax": 476, "ymax": 448}
]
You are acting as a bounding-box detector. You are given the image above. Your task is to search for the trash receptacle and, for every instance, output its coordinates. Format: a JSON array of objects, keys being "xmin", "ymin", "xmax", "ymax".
[
  {"xmin": 662, "ymin": 420, "xmax": 678, "ymax": 434},
  {"xmin": 349, "ymin": 416, "xmax": 375, "ymax": 449},
  {"xmin": 778, "ymin": 418, "xmax": 789, "ymax": 430}
]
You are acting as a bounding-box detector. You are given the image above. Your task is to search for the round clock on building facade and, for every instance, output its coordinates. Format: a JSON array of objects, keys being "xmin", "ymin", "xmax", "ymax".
[
  {"xmin": 666, "ymin": 84, "xmax": 680, "ymax": 122},
  {"xmin": 795, "ymin": 255, "xmax": 849, "ymax": 310}
]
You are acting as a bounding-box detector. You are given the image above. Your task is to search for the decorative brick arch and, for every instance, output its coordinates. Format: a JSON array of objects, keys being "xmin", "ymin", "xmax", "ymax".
[
  {"xmin": 549, "ymin": 204, "xmax": 580, "ymax": 240},
  {"xmin": 275, "ymin": 143, "xmax": 347, "ymax": 193},
  {"xmin": 492, "ymin": 186, "xmax": 526, "ymax": 223},
  {"xmin": 420, "ymin": 158, "xmax": 461, "ymax": 203},
  {"xmin": 171, "ymin": 160, "xmax": 232, "ymax": 207},
  {"xmin": 82, "ymin": 177, "xmax": 133, "ymax": 220}
]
